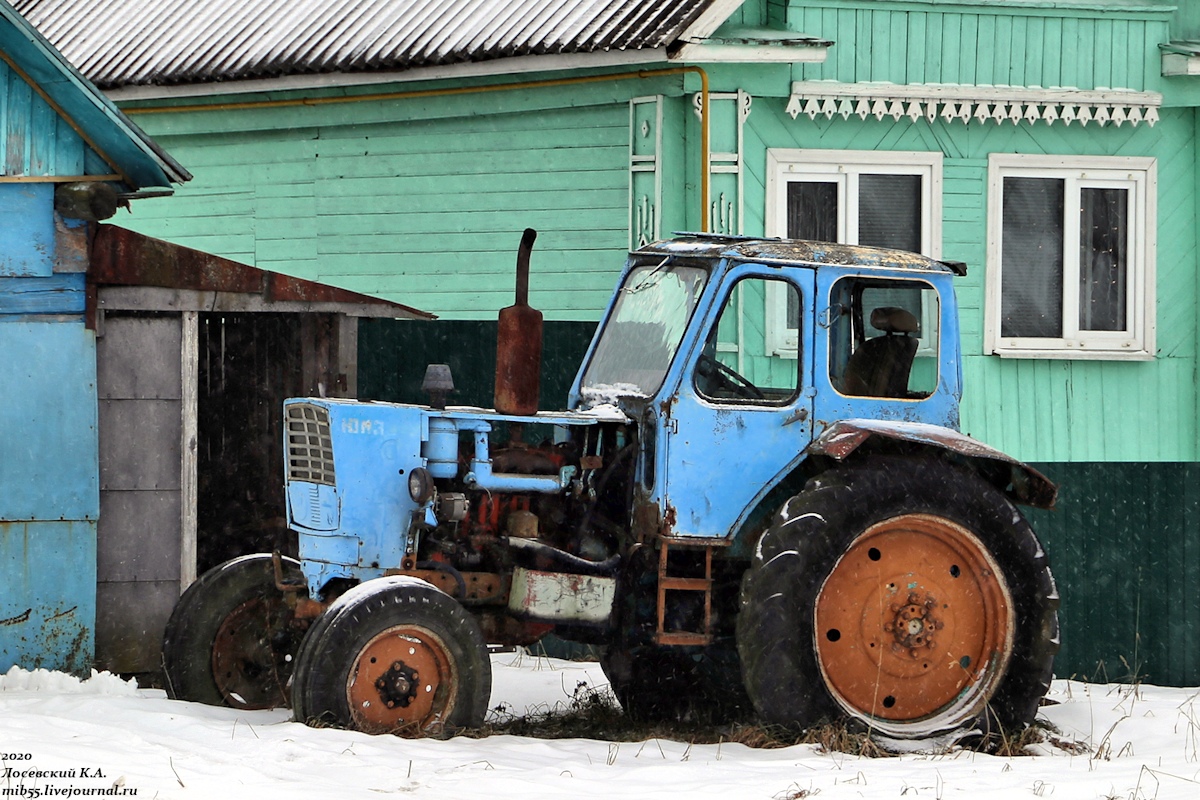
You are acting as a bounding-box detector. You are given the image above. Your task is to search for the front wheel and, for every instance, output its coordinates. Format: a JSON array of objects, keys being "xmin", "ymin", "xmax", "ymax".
[
  {"xmin": 161, "ymin": 554, "xmax": 306, "ymax": 709},
  {"xmin": 736, "ymin": 458, "xmax": 1058, "ymax": 743},
  {"xmin": 291, "ymin": 577, "xmax": 492, "ymax": 735}
]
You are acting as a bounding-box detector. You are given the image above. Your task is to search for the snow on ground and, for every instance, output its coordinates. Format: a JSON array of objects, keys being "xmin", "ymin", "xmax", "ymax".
[{"xmin": 2, "ymin": 652, "xmax": 1200, "ymax": 800}]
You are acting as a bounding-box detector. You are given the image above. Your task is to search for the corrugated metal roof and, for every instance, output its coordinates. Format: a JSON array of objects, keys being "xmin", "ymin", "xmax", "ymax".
[{"xmin": 13, "ymin": 0, "xmax": 718, "ymax": 88}]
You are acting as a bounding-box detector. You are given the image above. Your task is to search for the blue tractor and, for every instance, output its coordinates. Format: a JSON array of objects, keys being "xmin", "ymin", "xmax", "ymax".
[{"xmin": 163, "ymin": 231, "xmax": 1058, "ymax": 744}]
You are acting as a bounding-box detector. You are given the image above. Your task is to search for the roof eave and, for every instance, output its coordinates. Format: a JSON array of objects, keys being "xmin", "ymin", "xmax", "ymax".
[{"xmin": 0, "ymin": 4, "xmax": 190, "ymax": 190}]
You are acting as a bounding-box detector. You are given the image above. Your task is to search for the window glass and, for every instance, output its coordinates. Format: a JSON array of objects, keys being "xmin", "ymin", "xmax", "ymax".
[
  {"xmin": 582, "ymin": 261, "xmax": 707, "ymax": 397},
  {"xmin": 858, "ymin": 174, "xmax": 922, "ymax": 252},
  {"xmin": 694, "ymin": 277, "xmax": 800, "ymax": 405},
  {"xmin": 787, "ymin": 182, "xmax": 838, "ymax": 241},
  {"xmin": 1000, "ymin": 177, "xmax": 1065, "ymax": 338},
  {"xmin": 1079, "ymin": 187, "xmax": 1128, "ymax": 332},
  {"xmin": 829, "ymin": 278, "xmax": 939, "ymax": 399}
]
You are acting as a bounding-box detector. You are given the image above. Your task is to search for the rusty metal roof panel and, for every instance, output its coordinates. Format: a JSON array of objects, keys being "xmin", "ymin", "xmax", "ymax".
[{"xmin": 13, "ymin": 0, "xmax": 716, "ymax": 88}]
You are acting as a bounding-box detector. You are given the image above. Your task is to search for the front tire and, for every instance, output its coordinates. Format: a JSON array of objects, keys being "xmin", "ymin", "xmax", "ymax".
[
  {"xmin": 292, "ymin": 577, "xmax": 492, "ymax": 734},
  {"xmin": 736, "ymin": 457, "xmax": 1058, "ymax": 742},
  {"xmin": 162, "ymin": 554, "xmax": 305, "ymax": 709}
]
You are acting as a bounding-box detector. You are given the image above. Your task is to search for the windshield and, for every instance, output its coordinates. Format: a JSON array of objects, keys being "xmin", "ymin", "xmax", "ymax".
[{"xmin": 580, "ymin": 261, "xmax": 709, "ymax": 398}]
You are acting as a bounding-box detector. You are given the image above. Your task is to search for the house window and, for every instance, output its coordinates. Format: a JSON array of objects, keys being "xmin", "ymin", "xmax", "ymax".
[
  {"xmin": 764, "ymin": 150, "xmax": 943, "ymax": 356},
  {"xmin": 985, "ymin": 154, "xmax": 1156, "ymax": 359}
]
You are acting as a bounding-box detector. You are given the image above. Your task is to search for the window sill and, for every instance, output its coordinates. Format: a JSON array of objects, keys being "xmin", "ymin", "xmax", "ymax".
[{"xmin": 989, "ymin": 347, "xmax": 1155, "ymax": 362}]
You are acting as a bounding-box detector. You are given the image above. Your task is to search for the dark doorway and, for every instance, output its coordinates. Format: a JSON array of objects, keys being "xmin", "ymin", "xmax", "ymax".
[{"xmin": 196, "ymin": 313, "xmax": 304, "ymax": 573}]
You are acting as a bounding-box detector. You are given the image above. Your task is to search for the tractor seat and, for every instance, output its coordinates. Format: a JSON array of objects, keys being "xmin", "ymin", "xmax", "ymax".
[{"xmin": 840, "ymin": 307, "xmax": 920, "ymax": 398}]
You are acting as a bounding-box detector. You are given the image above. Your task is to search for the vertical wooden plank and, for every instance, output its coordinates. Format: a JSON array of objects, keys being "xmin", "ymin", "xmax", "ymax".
[
  {"xmin": 1077, "ymin": 18, "xmax": 1097, "ymax": 88},
  {"xmin": 336, "ymin": 316, "xmax": 358, "ymax": 398},
  {"xmin": 924, "ymin": 9, "xmax": 943, "ymax": 84},
  {"xmin": 872, "ymin": 10, "xmax": 892, "ymax": 81},
  {"xmin": 941, "ymin": 13, "xmax": 962, "ymax": 85},
  {"xmin": 1025, "ymin": 16, "xmax": 1045, "ymax": 88},
  {"xmin": 1009, "ymin": 16, "xmax": 1027, "ymax": 88},
  {"xmin": 180, "ymin": 311, "xmax": 198, "ymax": 591},
  {"xmin": 855, "ymin": 7, "xmax": 873, "ymax": 82},
  {"xmin": 993, "ymin": 14, "xmax": 1013, "ymax": 86},
  {"xmin": 0, "ymin": 62, "xmax": 8, "ymax": 171},
  {"xmin": 29, "ymin": 93, "xmax": 55, "ymax": 176},
  {"xmin": 6, "ymin": 70, "xmax": 30, "ymax": 175},
  {"xmin": 837, "ymin": 7, "xmax": 856, "ymax": 80},
  {"xmin": 886, "ymin": 10, "xmax": 907, "ymax": 83},
  {"xmin": 1110, "ymin": 20, "xmax": 1129, "ymax": 90},
  {"xmin": 1094, "ymin": 17, "xmax": 1114, "ymax": 88},
  {"xmin": 54, "ymin": 115, "xmax": 84, "ymax": 175},
  {"xmin": 959, "ymin": 13, "xmax": 979, "ymax": 85},
  {"xmin": 1043, "ymin": 16, "xmax": 1063, "ymax": 88},
  {"xmin": 976, "ymin": 14, "xmax": 997, "ymax": 85},
  {"xmin": 1061, "ymin": 17, "xmax": 1080, "ymax": 89},
  {"xmin": 1131, "ymin": 20, "xmax": 1151, "ymax": 91},
  {"xmin": 907, "ymin": 11, "xmax": 926, "ymax": 85}
]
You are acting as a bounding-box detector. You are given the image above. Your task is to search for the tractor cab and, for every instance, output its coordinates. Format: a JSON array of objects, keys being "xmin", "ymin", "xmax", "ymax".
[{"xmin": 571, "ymin": 235, "xmax": 967, "ymax": 544}]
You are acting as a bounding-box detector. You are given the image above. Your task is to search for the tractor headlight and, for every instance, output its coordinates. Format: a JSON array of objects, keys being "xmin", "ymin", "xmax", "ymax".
[{"xmin": 407, "ymin": 467, "xmax": 434, "ymax": 504}]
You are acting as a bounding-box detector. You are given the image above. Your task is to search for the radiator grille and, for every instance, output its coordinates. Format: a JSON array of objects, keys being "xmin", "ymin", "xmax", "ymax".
[{"xmin": 286, "ymin": 404, "xmax": 335, "ymax": 486}]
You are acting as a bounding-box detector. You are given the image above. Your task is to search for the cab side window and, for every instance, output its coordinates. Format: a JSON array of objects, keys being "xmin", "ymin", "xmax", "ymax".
[
  {"xmin": 829, "ymin": 278, "xmax": 939, "ymax": 399},
  {"xmin": 694, "ymin": 277, "xmax": 801, "ymax": 405}
]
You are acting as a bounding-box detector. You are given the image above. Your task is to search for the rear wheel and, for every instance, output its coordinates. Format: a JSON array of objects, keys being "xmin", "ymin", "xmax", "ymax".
[
  {"xmin": 292, "ymin": 577, "xmax": 491, "ymax": 734},
  {"xmin": 737, "ymin": 458, "xmax": 1058, "ymax": 742},
  {"xmin": 162, "ymin": 554, "xmax": 305, "ymax": 709}
]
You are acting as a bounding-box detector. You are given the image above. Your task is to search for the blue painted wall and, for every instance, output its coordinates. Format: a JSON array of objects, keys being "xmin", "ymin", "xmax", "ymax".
[{"xmin": 0, "ymin": 319, "xmax": 99, "ymax": 674}]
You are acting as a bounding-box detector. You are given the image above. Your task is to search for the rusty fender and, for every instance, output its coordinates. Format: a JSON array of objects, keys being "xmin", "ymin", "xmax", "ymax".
[{"xmin": 808, "ymin": 419, "xmax": 1057, "ymax": 509}]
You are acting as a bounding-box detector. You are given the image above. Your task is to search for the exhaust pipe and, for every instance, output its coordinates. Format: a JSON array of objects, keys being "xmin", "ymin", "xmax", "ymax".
[{"xmin": 494, "ymin": 228, "xmax": 543, "ymax": 417}]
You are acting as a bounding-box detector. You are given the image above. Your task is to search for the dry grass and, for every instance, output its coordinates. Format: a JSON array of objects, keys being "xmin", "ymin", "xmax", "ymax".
[{"xmin": 456, "ymin": 681, "xmax": 1073, "ymax": 760}]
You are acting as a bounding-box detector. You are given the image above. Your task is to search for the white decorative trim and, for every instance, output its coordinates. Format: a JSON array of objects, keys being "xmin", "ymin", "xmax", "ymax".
[
  {"xmin": 788, "ymin": 81, "xmax": 1162, "ymax": 127},
  {"xmin": 694, "ymin": 91, "xmax": 751, "ymax": 235},
  {"xmin": 629, "ymin": 96, "xmax": 663, "ymax": 249}
]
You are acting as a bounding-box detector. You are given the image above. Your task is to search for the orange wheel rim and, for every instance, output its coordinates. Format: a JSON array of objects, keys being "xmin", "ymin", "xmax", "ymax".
[
  {"xmin": 346, "ymin": 625, "xmax": 457, "ymax": 733},
  {"xmin": 814, "ymin": 514, "xmax": 1013, "ymax": 726}
]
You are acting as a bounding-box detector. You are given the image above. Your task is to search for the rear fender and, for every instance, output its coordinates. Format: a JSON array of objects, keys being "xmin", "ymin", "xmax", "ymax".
[{"xmin": 808, "ymin": 419, "xmax": 1057, "ymax": 509}]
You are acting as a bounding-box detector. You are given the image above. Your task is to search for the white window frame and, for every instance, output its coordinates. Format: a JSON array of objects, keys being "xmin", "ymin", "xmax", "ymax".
[
  {"xmin": 764, "ymin": 149, "xmax": 943, "ymax": 356},
  {"xmin": 984, "ymin": 154, "xmax": 1156, "ymax": 360}
]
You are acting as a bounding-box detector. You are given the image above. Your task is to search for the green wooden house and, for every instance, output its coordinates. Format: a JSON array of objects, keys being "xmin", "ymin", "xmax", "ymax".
[{"xmin": 20, "ymin": 0, "xmax": 1200, "ymax": 684}]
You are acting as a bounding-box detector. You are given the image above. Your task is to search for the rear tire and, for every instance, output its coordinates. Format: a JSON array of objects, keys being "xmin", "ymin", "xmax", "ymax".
[
  {"xmin": 292, "ymin": 577, "xmax": 491, "ymax": 734},
  {"xmin": 736, "ymin": 457, "xmax": 1058, "ymax": 743},
  {"xmin": 162, "ymin": 554, "xmax": 305, "ymax": 709}
]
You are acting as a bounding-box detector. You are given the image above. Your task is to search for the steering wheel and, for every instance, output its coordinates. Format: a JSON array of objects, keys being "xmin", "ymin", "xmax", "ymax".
[{"xmin": 696, "ymin": 353, "xmax": 766, "ymax": 400}]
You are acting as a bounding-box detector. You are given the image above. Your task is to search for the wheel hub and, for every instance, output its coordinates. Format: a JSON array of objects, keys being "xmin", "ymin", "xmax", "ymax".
[
  {"xmin": 814, "ymin": 514, "xmax": 1014, "ymax": 725},
  {"xmin": 374, "ymin": 661, "xmax": 420, "ymax": 709},
  {"xmin": 211, "ymin": 596, "xmax": 296, "ymax": 709},
  {"xmin": 884, "ymin": 592, "xmax": 943, "ymax": 656},
  {"xmin": 347, "ymin": 625, "xmax": 457, "ymax": 733}
]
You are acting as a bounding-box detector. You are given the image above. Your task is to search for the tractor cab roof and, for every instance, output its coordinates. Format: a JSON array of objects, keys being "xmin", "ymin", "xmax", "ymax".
[{"xmin": 632, "ymin": 233, "xmax": 967, "ymax": 276}]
